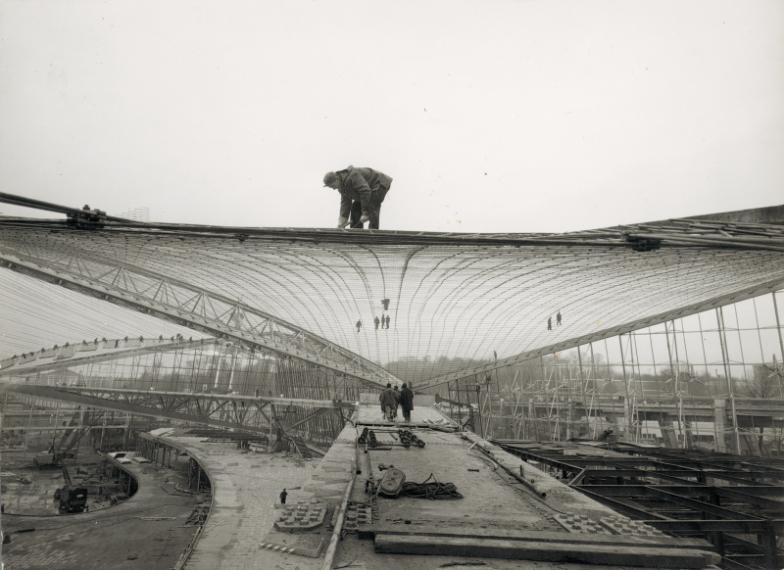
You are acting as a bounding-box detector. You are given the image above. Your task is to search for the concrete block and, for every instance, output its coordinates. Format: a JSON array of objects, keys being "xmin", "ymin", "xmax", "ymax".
[{"xmin": 374, "ymin": 533, "xmax": 717, "ymax": 568}]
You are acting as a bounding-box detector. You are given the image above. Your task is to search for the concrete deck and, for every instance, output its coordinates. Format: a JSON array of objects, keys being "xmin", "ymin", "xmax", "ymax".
[{"xmin": 159, "ymin": 400, "xmax": 718, "ymax": 570}]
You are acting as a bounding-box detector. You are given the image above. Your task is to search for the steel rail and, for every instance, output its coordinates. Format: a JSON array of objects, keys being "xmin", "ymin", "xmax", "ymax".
[{"xmin": 2, "ymin": 214, "xmax": 784, "ymax": 249}]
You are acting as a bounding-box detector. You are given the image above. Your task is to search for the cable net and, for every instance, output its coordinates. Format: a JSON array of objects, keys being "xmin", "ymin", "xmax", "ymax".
[{"xmin": 1, "ymin": 218, "xmax": 783, "ymax": 384}]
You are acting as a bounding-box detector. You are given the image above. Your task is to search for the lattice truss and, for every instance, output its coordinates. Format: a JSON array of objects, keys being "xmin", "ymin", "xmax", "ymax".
[
  {"xmin": 10, "ymin": 384, "xmax": 350, "ymax": 436},
  {"xmin": 1, "ymin": 215, "xmax": 783, "ymax": 385}
]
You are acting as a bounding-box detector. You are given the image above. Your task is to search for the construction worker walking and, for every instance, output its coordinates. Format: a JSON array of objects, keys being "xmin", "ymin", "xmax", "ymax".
[
  {"xmin": 399, "ymin": 383, "xmax": 414, "ymax": 422},
  {"xmin": 379, "ymin": 383, "xmax": 398, "ymax": 422},
  {"xmin": 323, "ymin": 166, "xmax": 392, "ymax": 229}
]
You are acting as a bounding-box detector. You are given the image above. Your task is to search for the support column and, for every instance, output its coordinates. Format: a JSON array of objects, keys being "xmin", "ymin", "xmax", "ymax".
[
  {"xmin": 717, "ymin": 307, "xmax": 742, "ymax": 455},
  {"xmin": 619, "ymin": 335, "xmax": 632, "ymax": 441},
  {"xmin": 684, "ymin": 417, "xmax": 694, "ymax": 449},
  {"xmin": 659, "ymin": 414, "xmax": 679, "ymax": 448},
  {"xmin": 123, "ymin": 413, "xmax": 130, "ymax": 448},
  {"xmin": 623, "ymin": 396, "xmax": 631, "ymax": 438},
  {"xmin": 713, "ymin": 399, "xmax": 727, "ymax": 453},
  {"xmin": 772, "ymin": 292, "xmax": 784, "ymax": 398},
  {"xmin": 528, "ymin": 399, "xmax": 535, "ymax": 441}
]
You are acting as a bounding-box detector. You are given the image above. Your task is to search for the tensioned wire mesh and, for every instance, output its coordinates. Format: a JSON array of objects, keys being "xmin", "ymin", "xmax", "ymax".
[
  {"xmin": 0, "ymin": 269, "xmax": 199, "ymax": 355},
  {"xmin": 1, "ymin": 221, "xmax": 783, "ymax": 384}
]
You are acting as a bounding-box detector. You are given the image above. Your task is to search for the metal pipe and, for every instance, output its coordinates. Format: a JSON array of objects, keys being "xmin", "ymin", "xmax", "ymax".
[
  {"xmin": 618, "ymin": 335, "xmax": 632, "ymax": 441},
  {"xmin": 577, "ymin": 347, "xmax": 588, "ymax": 435},
  {"xmin": 717, "ymin": 307, "xmax": 742, "ymax": 454},
  {"xmin": 670, "ymin": 320, "xmax": 688, "ymax": 449},
  {"xmin": 663, "ymin": 321, "xmax": 683, "ymax": 447},
  {"xmin": 321, "ymin": 475, "xmax": 355, "ymax": 570},
  {"xmin": 772, "ymin": 292, "xmax": 784, "ymax": 397}
]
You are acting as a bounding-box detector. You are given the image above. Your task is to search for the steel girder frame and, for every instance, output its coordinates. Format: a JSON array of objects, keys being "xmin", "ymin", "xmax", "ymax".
[
  {"xmin": 498, "ymin": 445, "xmax": 784, "ymax": 485},
  {"xmin": 0, "ymin": 402, "xmax": 131, "ymax": 433},
  {"xmin": 0, "ymin": 243, "xmax": 399, "ymax": 387},
  {"xmin": 6, "ymin": 384, "xmax": 354, "ymax": 436},
  {"xmin": 497, "ymin": 443, "xmax": 784, "ymax": 570}
]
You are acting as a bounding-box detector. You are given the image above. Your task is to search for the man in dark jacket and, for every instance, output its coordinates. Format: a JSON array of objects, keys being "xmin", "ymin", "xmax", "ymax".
[
  {"xmin": 379, "ymin": 383, "xmax": 398, "ymax": 422},
  {"xmin": 323, "ymin": 166, "xmax": 392, "ymax": 229},
  {"xmin": 399, "ymin": 383, "xmax": 414, "ymax": 422}
]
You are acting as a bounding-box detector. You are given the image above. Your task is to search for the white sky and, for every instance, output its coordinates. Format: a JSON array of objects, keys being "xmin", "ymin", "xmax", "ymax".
[{"xmin": 0, "ymin": 0, "xmax": 782, "ymax": 233}]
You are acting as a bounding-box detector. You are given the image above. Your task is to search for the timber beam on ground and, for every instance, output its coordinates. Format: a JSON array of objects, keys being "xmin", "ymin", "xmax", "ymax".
[{"xmin": 4, "ymin": 384, "xmax": 355, "ymax": 435}]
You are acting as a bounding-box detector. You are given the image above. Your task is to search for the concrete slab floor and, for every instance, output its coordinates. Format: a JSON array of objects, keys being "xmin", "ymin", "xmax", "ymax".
[
  {"xmin": 332, "ymin": 408, "xmax": 718, "ymax": 570},
  {"xmin": 159, "ymin": 434, "xmax": 323, "ymax": 570}
]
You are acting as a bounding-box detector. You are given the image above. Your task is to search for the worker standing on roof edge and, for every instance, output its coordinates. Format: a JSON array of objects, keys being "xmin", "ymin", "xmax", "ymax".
[{"xmin": 323, "ymin": 166, "xmax": 392, "ymax": 229}]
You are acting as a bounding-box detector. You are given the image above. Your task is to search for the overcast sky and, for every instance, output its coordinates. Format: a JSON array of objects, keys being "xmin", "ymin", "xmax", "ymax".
[{"xmin": 1, "ymin": 0, "xmax": 782, "ymax": 233}]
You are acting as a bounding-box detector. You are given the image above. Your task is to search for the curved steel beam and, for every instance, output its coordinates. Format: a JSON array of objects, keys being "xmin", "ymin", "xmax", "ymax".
[
  {"xmin": 0, "ymin": 336, "xmax": 217, "ymax": 376},
  {"xmin": 4, "ymin": 384, "xmax": 354, "ymax": 434},
  {"xmin": 0, "ymin": 240, "xmax": 398, "ymax": 386}
]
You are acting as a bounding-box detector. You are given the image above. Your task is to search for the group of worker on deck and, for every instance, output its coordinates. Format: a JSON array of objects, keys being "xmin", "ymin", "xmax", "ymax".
[{"xmin": 379, "ymin": 383, "xmax": 414, "ymax": 422}]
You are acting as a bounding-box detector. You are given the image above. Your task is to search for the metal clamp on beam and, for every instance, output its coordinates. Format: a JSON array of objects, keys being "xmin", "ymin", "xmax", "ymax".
[
  {"xmin": 624, "ymin": 233, "xmax": 662, "ymax": 252},
  {"xmin": 67, "ymin": 205, "xmax": 107, "ymax": 229}
]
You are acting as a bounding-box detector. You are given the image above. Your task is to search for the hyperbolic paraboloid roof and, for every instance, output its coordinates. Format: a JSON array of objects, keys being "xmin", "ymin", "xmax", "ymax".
[{"xmin": 1, "ymin": 206, "xmax": 783, "ymax": 384}]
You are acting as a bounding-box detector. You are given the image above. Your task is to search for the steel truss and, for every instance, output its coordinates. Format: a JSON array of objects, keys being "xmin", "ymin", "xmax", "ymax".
[
  {"xmin": 8, "ymin": 384, "xmax": 355, "ymax": 438},
  {"xmin": 0, "ymin": 240, "xmax": 398, "ymax": 386},
  {"xmin": 496, "ymin": 440, "xmax": 784, "ymax": 569}
]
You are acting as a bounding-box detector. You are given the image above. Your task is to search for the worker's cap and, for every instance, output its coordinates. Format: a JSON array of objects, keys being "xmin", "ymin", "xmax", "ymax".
[{"xmin": 323, "ymin": 171, "xmax": 339, "ymax": 187}]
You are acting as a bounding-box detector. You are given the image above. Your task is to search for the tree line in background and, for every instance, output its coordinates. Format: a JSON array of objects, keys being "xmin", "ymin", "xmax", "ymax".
[{"xmin": 387, "ymin": 352, "xmax": 784, "ymax": 399}]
